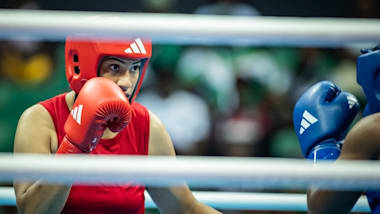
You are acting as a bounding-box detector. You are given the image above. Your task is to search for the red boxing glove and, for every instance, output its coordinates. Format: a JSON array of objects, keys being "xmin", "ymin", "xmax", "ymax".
[{"xmin": 57, "ymin": 77, "xmax": 132, "ymax": 154}]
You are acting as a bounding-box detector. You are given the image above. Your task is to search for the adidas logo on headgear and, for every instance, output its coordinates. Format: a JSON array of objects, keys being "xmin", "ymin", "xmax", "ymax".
[
  {"xmin": 299, "ymin": 110, "xmax": 318, "ymax": 135},
  {"xmin": 124, "ymin": 38, "xmax": 146, "ymax": 54},
  {"xmin": 71, "ymin": 104, "xmax": 83, "ymax": 125}
]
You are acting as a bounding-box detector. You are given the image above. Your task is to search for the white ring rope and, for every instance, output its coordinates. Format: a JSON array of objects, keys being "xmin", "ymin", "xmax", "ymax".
[
  {"xmin": 0, "ymin": 8, "xmax": 377, "ymax": 213},
  {"xmin": 0, "ymin": 187, "xmax": 370, "ymax": 212},
  {"xmin": 0, "ymin": 9, "xmax": 379, "ymax": 46},
  {"xmin": 1, "ymin": 154, "xmax": 380, "ymax": 190}
]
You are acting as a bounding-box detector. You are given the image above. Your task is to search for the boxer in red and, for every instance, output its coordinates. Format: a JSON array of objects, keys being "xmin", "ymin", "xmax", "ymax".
[{"xmin": 13, "ymin": 36, "xmax": 221, "ymax": 214}]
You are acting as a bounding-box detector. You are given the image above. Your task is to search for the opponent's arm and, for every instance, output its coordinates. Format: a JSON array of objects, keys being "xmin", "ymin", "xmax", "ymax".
[
  {"xmin": 307, "ymin": 45, "xmax": 380, "ymax": 214},
  {"xmin": 146, "ymin": 111, "xmax": 221, "ymax": 214},
  {"xmin": 14, "ymin": 104, "xmax": 72, "ymax": 214},
  {"xmin": 307, "ymin": 114, "xmax": 380, "ymax": 214},
  {"xmin": 293, "ymin": 81, "xmax": 362, "ymax": 214}
]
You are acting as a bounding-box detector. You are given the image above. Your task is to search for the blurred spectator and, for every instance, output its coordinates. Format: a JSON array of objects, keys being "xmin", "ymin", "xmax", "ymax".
[
  {"xmin": 213, "ymin": 89, "xmax": 269, "ymax": 157},
  {"xmin": 0, "ymin": 0, "xmax": 67, "ymax": 154},
  {"xmin": 0, "ymin": 3, "xmax": 64, "ymax": 214},
  {"xmin": 353, "ymin": 0, "xmax": 379, "ymax": 18},
  {"xmin": 0, "ymin": 1, "xmax": 53, "ymax": 86},
  {"xmin": 233, "ymin": 49, "xmax": 293, "ymax": 97},
  {"xmin": 269, "ymin": 127, "xmax": 302, "ymax": 158},
  {"xmin": 328, "ymin": 48, "xmax": 364, "ymax": 99},
  {"xmin": 194, "ymin": 0, "xmax": 261, "ymax": 16},
  {"xmin": 0, "ymin": 41, "xmax": 53, "ymax": 86},
  {"xmin": 138, "ymin": 89, "xmax": 211, "ymax": 154},
  {"xmin": 190, "ymin": 0, "xmax": 265, "ymax": 158},
  {"xmin": 177, "ymin": 47, "xmax": 239, "ymax": 114},
  {"xmin": 214, "ymin": 47, "xmax": 290, "ymax": 156},
  {"xmin": 137, "ymin": 45, "xmax": 212, "ymax": 155},
  {"xmin": 291, "ymin": 48, "xmax": 338, "ymax": 101},
  {"xmin": 140, "ymin": 0, "xmax": 176, "ymax": 13},
  {"xmin": 0, "ymin": 41, "xmax": 67, "ymax": 153}
]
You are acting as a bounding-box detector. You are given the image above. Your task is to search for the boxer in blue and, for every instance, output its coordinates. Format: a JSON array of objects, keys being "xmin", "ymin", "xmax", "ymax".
[
  {"xmin": 357, "ymin": 45, "xmax": 380, "ymax": 115},
  {"xmin": 293, "ymin": 45, "xmax": 380, "ymax": 214}
]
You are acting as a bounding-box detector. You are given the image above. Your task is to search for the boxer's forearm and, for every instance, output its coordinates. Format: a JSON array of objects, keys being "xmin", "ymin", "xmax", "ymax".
[
  {"xmin": 186, "ymin": 201, "xmax": 221, "ymax": 214},
  {"xmin": 307, "ymin": 188, "xmax": 361, "ymax": 214},
  {"xmin": 15, "ymin": 181, "xmax": 71, "ymax": 214}
]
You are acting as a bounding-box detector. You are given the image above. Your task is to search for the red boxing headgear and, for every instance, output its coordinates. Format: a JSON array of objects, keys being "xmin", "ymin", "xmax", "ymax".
[{"xmin": 65, "ymin": 36, "xmax": 152, "ymax": 103}]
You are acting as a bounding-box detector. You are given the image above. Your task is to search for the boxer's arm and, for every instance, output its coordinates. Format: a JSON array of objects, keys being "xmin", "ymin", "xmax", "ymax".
[
  {"xmin": 307, "ymin": 114, "xmax": 380, "ymax": 214},
  {"xmin": 146, "ymin": 111, "xmax": 221, "ymax": 214},
  {"xmin": 307, "ymin": 189, "xmax": 361, "ymax": 214},
  {"xmin": 13, "ymin": 104, "xmax": 71, "ymax": 214}
]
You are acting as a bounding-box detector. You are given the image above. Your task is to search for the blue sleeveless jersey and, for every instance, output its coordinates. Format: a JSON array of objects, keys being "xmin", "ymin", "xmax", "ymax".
[{"xmin": 367, "ymin": 191, "xmax": 380, "ymax": 213}]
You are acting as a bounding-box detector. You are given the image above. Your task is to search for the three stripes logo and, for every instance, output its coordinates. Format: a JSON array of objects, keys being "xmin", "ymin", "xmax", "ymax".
[
  {"xmin": 124, "ymin": 38, "xmax": 146, "ymax": 55},
  {"xmin": 71, "ymin": 104, "xmax": 83, "ymax": 125},
  {"xmin": 347, "ymin": 95, "xmax": 358, "ymax": 109},
  {"xmin": 299, "ymin": 110, "xmax": 318, "ymax": 135}
]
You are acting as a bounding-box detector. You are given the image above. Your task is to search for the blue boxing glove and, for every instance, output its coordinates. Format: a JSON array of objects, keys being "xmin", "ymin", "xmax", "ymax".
[
  {"xmin": 357, "ymin": 45, "xmax": 380, "ymax": 114},
  {"xmin": 293, "ymin": 81, "xmax": 359, "ymax": 162}
]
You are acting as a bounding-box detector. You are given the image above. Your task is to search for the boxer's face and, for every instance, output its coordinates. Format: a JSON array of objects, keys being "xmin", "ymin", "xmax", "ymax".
[{"xmin": 98, "ymin": 56, "xmax": 142, "ymax": 99}]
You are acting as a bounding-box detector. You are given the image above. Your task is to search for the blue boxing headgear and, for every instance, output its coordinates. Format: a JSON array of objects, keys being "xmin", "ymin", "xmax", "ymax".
[{"xmin": 357, "ymin": 45, "xmax": 380, "ymax": 113}]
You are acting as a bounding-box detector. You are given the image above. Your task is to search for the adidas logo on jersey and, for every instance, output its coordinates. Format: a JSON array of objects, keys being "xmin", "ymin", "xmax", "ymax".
[
  {"xmin": 299, "ymin": 110, "xmax": 318, "ymax": 135},
  {"xmin": 71, "ymin": 104, "xmax": 83, "ymax": 125},
  {"xmin": 124, "ymin": 38, "xmax": 146, "ymax": 54},
  {"xmin": 347, "ymin": 95, "xmax": 358, "ymax": 109}
]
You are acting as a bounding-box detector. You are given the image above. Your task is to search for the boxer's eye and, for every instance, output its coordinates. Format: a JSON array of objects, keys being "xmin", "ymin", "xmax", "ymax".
[
  {"xmin": 129, "ymin": 63, "xmax": 141, "ymax": 74},
  {"xmin": 109, "ymin": 64, "xmax": 120, "ymax": 73}
]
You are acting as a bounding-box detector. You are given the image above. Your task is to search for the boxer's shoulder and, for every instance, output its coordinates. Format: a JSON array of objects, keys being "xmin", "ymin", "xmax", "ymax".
[
  {"xmin": 364, "ymin": 112, "xmax": 380, "ymax": 123},
  {"xmin": 341, "ymin": 113, "xmax": 380, "ymax": 159},
  {"xmin": 353, "ymin": 113, "xmax": 380, "ymax": 133},
  {"xmin": 20, "ymin": 104, "xmax": 54, "ymax": 126},
  {"xmin": 14, "ymin": 103, "xmax": 57, "ymax": 153}
]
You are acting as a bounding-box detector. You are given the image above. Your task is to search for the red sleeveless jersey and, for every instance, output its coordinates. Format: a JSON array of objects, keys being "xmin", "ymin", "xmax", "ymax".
[{"xmin": 39, "ymin": 93, "xmax": 150, "ymax": 214}]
